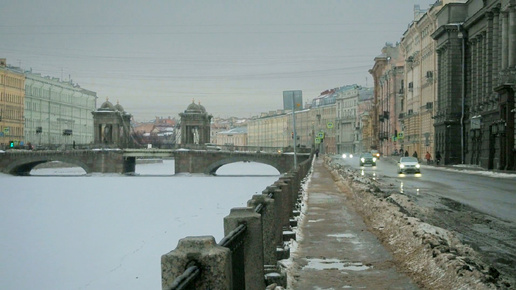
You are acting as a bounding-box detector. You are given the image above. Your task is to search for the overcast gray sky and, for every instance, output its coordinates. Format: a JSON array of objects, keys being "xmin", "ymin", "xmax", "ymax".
[{"xmin": 1, "ymin": 0, "xmax": 436, "ymax": 121}]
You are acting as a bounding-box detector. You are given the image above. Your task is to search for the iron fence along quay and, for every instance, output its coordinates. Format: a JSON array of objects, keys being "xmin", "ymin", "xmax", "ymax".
[{"xmin": 162, "ymin": 156, "xmax": 313, "ymax": 290}]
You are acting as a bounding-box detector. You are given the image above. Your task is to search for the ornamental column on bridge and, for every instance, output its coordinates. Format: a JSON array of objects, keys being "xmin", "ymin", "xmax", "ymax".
[
  {"xmin": 92, "ymin": 99, "xmax": 132, "ymax": 148},
  {"xmin": 179, "ymin": 100, "xmax": 212, "ymax": 145}
]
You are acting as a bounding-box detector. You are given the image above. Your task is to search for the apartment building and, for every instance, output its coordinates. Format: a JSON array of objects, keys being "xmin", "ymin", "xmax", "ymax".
[
  {"xmin": 24, "ymin": 72, "xmax": 97, "ymax": 147},
  {"xmin": 432, "ymin": 0, "xmax": 516, "ymax": 169},
  {"xmin": 0, "ymin": 59, "xmax": 25, "ymax": 149},
  {"xmin": 335, "ymin": 85, "xmax": 373, "ymax": 154},
  {"xmin": 370, "ymin": 43, "xmax": 405, "ymax": 156}
]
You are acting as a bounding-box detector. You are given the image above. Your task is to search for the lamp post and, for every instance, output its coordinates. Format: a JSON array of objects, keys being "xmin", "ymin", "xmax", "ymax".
[{"xmin": 291, "ymin": 94, "xmax": 298, "ymax": 168}]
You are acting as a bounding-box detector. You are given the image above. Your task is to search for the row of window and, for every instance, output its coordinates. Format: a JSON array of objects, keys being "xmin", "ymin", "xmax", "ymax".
[
  {"xmin": 0, "ymin": 125, "xmax": 23, "ymax": 137},
  {"xmin": 26, "ymin": 86, "xmax": 95, "ymax": 107},
  {"xmin": 0, "ymin": 107, "xmax": 24, "ymax": 120},
  {"xmin": 0, "ymin": 75, "xmax": 24, "ymax": 89},
  {"xmin": 0, "ymin": 92, "xmax": 24, "ymax": 104}
]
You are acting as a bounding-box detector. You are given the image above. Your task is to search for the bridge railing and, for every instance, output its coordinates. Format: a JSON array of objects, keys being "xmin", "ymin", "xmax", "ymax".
[{"xmin": 161, "ymin": 154, "xmax": 314, "ymax": 289}]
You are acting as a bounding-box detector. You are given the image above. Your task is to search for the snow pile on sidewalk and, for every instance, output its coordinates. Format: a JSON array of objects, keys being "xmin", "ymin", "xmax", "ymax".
[{"xmin": 325, "ymin": 157, "xmax": 507, "ymax": 290}]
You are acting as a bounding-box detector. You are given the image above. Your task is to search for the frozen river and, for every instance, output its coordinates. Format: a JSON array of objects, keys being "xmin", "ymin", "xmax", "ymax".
[{"xmin": 0, "ymin": 160, "xmax": 280, "ymax": 290}]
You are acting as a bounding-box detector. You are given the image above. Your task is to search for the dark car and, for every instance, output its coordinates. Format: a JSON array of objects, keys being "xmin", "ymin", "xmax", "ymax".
[{"xmin": 359, "ymin": 153, "xmax": 377, "ymax": 166}]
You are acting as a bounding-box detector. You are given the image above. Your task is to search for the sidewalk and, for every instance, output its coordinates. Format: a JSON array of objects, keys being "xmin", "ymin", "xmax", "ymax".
[{"xmin": 288, "ymin": 157, "xmax": 418, "ymax": 289}]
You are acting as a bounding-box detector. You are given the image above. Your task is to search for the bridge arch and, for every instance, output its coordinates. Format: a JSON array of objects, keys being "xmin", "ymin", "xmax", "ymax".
[
  {"xmin": 5, "ymin": 156, "xmax": 92, "ymax": 176},
  {"xmin": 204, "ymin": 155, "xmax": 286, "ymax": 175}
]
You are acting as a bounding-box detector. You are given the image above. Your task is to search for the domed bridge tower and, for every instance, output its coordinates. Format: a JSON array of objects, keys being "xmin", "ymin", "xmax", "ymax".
[
  {"xmin": 179, "ymin": 100, "xmax": 212, "ymax": 145},
  {"xmin": 92, "ymin": 99, "xmax": 132, "ymax": 147}
]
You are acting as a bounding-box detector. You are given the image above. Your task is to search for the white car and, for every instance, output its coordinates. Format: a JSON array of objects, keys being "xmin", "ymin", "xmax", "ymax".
[
  {"xmin": 398, "ymin": 157, "xmax": 421, "ymax": 174},
  {"xmin": 342, "ymin": 153, "xmax": 353, "ymax": 158}
]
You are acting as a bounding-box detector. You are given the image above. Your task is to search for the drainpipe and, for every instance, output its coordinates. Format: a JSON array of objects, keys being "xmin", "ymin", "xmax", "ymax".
[{"xmin": 457, "ymin": 23, "xmax": 466, "ymax": 164}]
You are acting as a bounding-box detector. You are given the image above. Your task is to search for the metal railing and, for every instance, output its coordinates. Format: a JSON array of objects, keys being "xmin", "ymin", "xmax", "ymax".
[{"xmin": 162, "ymin": 155, "xmax": 314, "ymax": 289}]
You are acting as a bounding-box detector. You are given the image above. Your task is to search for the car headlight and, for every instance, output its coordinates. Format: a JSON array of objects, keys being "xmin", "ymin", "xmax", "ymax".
[
  {"xmin": 361, "ymin": 158, "xmax": 365, "ymax": 162},
  {"xmin": 373, "ymin": 158, "xmax": 377, "ymax": 162},
  {"xmin": 399, "ymin": 164, "xmax": 405, "ymax": 168},
  {"xmin": 349, "ymin": 154, "xmax": 353, "ymax": 158},
  {"xmin": 416, "ymin": 164, "xmax": 420, "ymax": 168},
  {"xmin": 342, "ymin": 154, "xmax": 347, "ymax": 158}
]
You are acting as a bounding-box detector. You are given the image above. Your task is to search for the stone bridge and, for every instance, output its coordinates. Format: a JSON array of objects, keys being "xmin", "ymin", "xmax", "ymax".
[
  {"xmin": 172, "ymin": 149, "xmax": 310, "ymax": 175},
  {"xmin": 0, "ymin": 148, "xmax": 309, "ymax": 175},
  {"xmin": 0, "ymin": 149, "xmax": 127, "ymax": 175}
]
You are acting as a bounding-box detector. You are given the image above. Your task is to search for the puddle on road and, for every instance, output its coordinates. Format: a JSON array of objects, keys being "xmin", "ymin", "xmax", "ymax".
[
  {"xmin": 328, "ymin": 233, "xmax": 356, "ymax": 238},
  {"xmin": 303, "ymin": 258, "xmax": 371, "ymax": 271},
  {"xmin": 328, "ymin": 233, "xmax": 361, "ymax": 245}
]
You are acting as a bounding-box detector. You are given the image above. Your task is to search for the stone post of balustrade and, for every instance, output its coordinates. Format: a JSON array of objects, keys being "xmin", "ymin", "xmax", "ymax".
[
  {"xmin": 262, "ymin": 185, "xmax": 284, "ymax": 247},
  {"xmin": 248, "ymin": 194, "xmax": 276, "ymax": 267},
  {"xmin": 161, "ymin": 236, "xmax": 231, "ymax": 290},
  {"xmin": 224, "ymin": 207, "xmax": 264, "ymax": 290}
]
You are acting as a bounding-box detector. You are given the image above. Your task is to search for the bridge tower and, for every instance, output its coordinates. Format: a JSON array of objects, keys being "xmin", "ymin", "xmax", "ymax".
[
  {"xmin": 179, "ymin": 100, "xmax": 212, "ymax": 145},
  {"xmin": 92, "ymin": 99, "xmax": 132, "ymax": 147}
]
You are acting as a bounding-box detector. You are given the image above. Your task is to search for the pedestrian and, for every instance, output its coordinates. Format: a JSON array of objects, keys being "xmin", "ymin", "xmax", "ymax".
[
  {"xmin": 315, "ymin": 148, "xmax": 319, "ymax": 158},
  {"xmin": 412, "ymin": 151, "xmax": 418, "ymax": 158},
  {"xmin": 404, "ymin": 150, "xmax": 409, "ymax": 157},
  {"xmin": 435, "ymin": 151, "xmax": 442, "ymax": 165},
  {"xmin": 425, "ymin": 151, "xmax": 431, "ymax": 164}
]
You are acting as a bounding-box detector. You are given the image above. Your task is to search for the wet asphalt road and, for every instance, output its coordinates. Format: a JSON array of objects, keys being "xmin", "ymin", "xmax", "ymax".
[
  {"xmin": 331, "ymin": 154, "xmax": 516, "ymax": 287},
  {"xmin": 332, "ymin": 155, "xmax": 516, "ymax": 223}
]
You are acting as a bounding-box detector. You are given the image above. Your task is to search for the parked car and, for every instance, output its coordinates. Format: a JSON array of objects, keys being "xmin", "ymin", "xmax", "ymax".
[
  {"xmin": 371, "ymin": 149, "xmax": 380, "ymax": 159},
  {"xmin": 342, "ymin": 152, "xmax": 353, "ymax": 158},
  {"xmin": 359, "ymin": 153, "xmax": 376, "ymax": 166},
  {"xmin": 398, "ymin": 157, "xmax": 421, "ymax": 174}
]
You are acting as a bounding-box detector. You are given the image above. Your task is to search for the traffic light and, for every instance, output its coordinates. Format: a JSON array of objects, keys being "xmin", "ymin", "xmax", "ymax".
[{"xmin": 9, "ymin": 141, "xmax": 14, "ymax": 148}]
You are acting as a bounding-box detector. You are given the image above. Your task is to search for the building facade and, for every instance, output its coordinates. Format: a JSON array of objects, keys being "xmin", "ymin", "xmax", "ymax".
[
  {"xmin": 214, "ymin": 127, "xmax": 248, "ymax": 146},
  {"xmin": 335, "ymin": 85, "xmax": 373, "ymax": 154},
  {"xmin": 247, "ymin": 90, "xmax": 337, "ymax": 154},
  {"xmin": 432, "ymin": 0, "xmax": 516, "ymax": 169},
  {"xmin": 358, "ymin": 94, "xmax": 374, "ymax": 153},
  {"xmin": 400, "ymin": 4, "xmax": 442, "ymax": 159},
  {"xmin": 0, "ymin": 59, "xmax": 25, "ymax": 149},
  {"xmin": 24, "ymin": 72, "xmax": 97, "ymax": 147},
  {"xmin": 370, "ymin": 43, "xmax": 405, "ymax": 156}
]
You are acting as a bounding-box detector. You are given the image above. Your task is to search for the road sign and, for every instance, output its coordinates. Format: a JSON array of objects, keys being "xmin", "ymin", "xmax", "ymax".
[{"xmin": 282, "ymin": 90, "xmax": 303, "ymax": 111}]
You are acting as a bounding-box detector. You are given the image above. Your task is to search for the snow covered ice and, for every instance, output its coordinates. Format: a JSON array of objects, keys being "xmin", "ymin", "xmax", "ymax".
[{"xmin": 0, "ymin": 160, "xmax": 279, "ymax": 290}]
